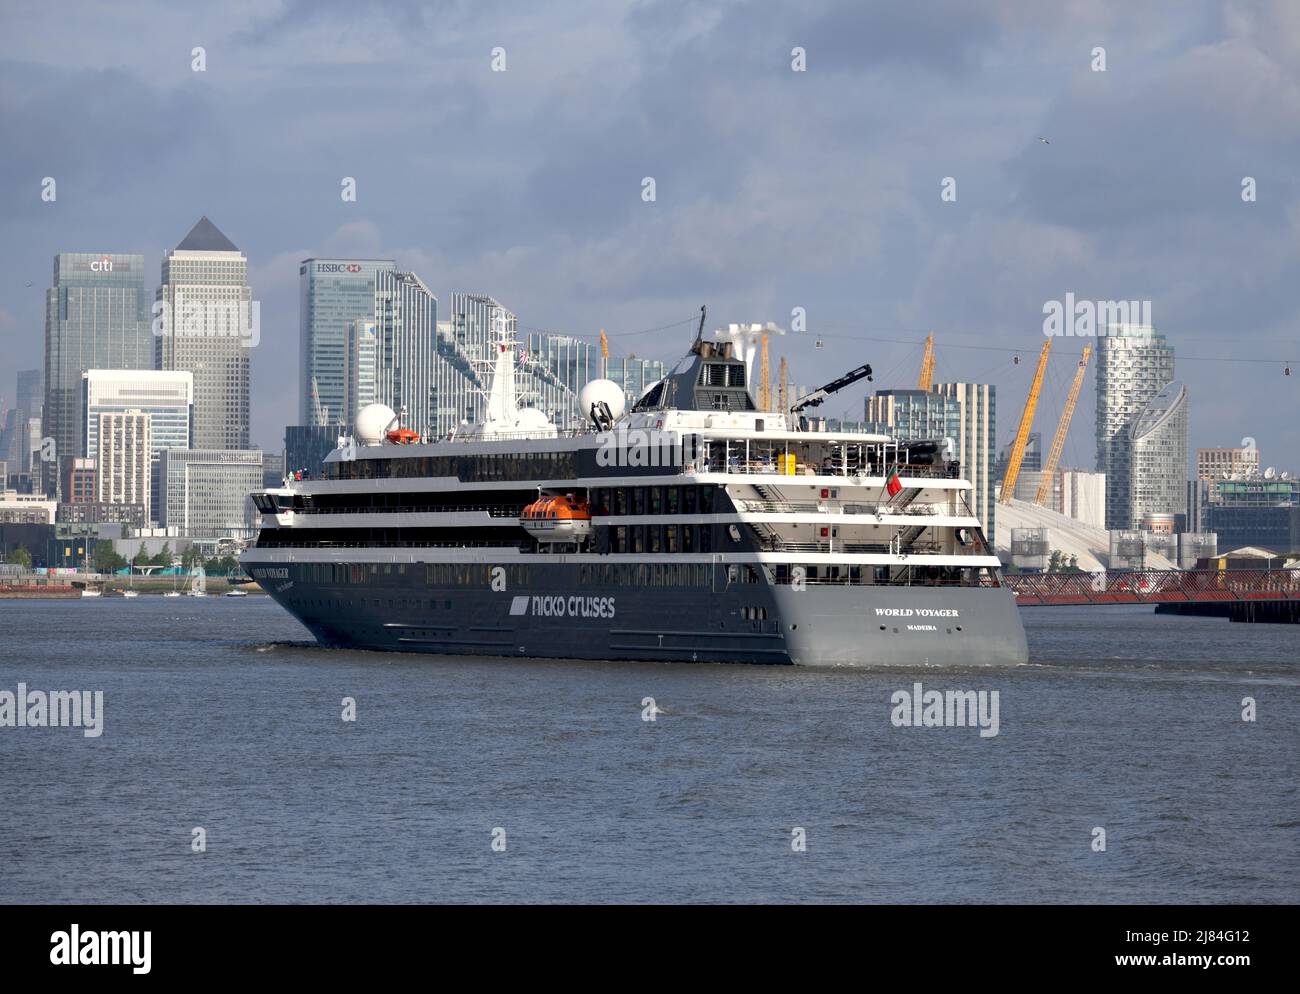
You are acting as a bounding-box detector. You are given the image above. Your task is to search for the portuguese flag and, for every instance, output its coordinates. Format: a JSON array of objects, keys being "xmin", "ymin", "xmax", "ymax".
[{"xmin": 886, "ymin": 468, "xmax": 902, "ymax": 497}]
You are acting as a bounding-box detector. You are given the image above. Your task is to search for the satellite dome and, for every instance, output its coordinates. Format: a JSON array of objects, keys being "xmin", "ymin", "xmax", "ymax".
[
  {"xmin": 355, "ymin": 403, "xmax": 397, "ymax": 446},
  {"xmin": 516, "ymin": 407, "xmax": 557, "ymax": 436},
  {"xmin": 578, "ymin": 379, "xmax": 626, "ymax": 427}
]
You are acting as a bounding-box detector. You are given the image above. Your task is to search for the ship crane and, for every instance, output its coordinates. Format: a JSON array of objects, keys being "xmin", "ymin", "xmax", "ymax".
[
  {"xmin": 1034, "ymin": 346, "xmax": 1090, "ymax": 507},
  {"xmin": 789, "ymin": 363, "xmax": 874, "ymax": 414},
  {"xmin": 998, "ymin": 339, "xmax": 1052, "ymax": 504}
]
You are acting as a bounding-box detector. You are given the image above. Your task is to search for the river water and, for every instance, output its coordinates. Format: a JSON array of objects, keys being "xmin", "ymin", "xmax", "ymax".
[{"xmin": 1, "ymin": 598, "xmax": 1295, "ymax": 903}]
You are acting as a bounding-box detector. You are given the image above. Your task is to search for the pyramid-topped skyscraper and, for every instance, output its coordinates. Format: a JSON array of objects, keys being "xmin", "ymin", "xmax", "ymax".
[
  {"xmin": 154, "ymin": 217, "xmax": 252, "ymax": 450},
  {"xmin": 175, "ymin": 215, "xmax": 240, "ymax": 253}
]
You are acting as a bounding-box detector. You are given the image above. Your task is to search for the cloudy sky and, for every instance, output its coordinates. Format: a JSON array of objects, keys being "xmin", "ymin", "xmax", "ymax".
[{"xmin": 1, "ymin": 0, "xmax": 1297, "ymax": 469}]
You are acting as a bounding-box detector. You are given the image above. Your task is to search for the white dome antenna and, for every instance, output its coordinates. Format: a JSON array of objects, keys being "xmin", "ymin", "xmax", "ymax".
[
  {"xmin": 355, "ymin": 403, "xmax": 398, "ymax": 446},
  {"xmin": 579, "ymin": 379, "xmax": 626, "ymax": 429}
]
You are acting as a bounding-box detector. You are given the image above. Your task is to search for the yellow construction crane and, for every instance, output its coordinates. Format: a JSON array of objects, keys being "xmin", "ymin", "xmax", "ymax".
[
  {"xmin": 599, "ymin": 329, "xmax": 609, "ymax": 378},
  {"xmin": 917, "ymin": 333, "xmax": 936, "ymax": 390},
  {"xmin": 1034, "ymin": 346, "xmax": 1091, "ymax": 506},
  {"xmin": 759, "ymin": 335, "xmax": 771, "ymax": 409},
  {"xmin": 998, "ymin": 339, "xmax": 1052, "ymax": 504}
]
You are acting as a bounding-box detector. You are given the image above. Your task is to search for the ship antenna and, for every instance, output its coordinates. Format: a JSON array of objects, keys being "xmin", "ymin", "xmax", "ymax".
[{"xmin": 692, "ymin": 304, "xmax": 707, "ymax": 350}]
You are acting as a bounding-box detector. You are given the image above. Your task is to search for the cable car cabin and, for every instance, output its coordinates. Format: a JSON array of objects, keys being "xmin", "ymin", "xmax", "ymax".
[{"xmin": 521, "ymin": 493, "xmax": 592, "ymax": 543}]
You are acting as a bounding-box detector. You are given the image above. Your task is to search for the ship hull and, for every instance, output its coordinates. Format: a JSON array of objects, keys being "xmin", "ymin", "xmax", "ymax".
[{"xmin": 246, "ymin": 558, "xmax": 1027, "ymax": 667}]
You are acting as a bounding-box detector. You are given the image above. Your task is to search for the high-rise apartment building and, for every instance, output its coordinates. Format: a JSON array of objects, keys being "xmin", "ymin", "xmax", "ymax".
[
  {"xmin": 441, "ymin": 292, "xmax": 514, "ymax": 430},
  {"xmin": 373, "ymin": 270, "xmax": 437, "ymax": 436},
  {"xmin": 154, "ymin": 218, "xmax": 252, "ymax": 450},
  {"xmin": 1129, "ymin": 381, "xmax": 1189, "ymax": 526},
  {"xmin": 43, "ymin": 254, "xmax": 151, "ymax": 494},
  {"xmin": 523, "ymin": 333, "xmax": 598, "ymax": 429},
  {"xmin": 862, "ymin": 384, "xmax": 995, "ymax": 537},
  {"xmin": 931, "ymin": 382, "xmax": 997, "ymax": 541},
  {"xmin": 345, "ymin": 319, "xmax": 379, "ymax": 426},
  {"xmin": 82, "ymin": 369, "xmax": 193, "ymax": 462},
  {"xmin": 1095, "ymin": 324, "xmax": 1175, "ymax": 530},
  {"xmin": 863, "ymin": 389, "xmax": 961, "ymax": 442},
  {"xmin": 83, "ymin": 369, "xmax": 192, "ymax": 521},
  {"xmin": 95, "ymin": 410, "xmax": 152, "ymax": 518}
]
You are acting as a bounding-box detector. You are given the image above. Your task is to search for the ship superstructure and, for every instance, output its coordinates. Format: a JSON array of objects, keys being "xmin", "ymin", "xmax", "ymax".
[{"xmin": 241, "ymin": 319, "xmax": 1027, "ymax": 666}]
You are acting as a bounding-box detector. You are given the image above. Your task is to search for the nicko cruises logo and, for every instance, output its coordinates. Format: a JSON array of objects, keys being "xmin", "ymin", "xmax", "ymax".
[{"xmin": 510, "ymin": 595, "xmax": 616, "ymax": 619}]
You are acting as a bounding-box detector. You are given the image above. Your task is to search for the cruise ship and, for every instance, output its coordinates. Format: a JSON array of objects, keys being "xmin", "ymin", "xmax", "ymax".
[{"xmin": 241, "ymin": 317, "xmax": 1027, "ymax": 666}]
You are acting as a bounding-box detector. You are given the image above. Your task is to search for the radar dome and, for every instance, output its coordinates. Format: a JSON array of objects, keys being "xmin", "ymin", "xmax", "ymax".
[
  {"xmin": 355, "ymin": 403, "xmax": 397, "ymax": 445},
  {"xmin": 516, "ymin": 407, "xmax": 558, "ymax": 436},
  {"xmin": 578, "ymin": 379, "xmax": 626, "ymax": 427}
]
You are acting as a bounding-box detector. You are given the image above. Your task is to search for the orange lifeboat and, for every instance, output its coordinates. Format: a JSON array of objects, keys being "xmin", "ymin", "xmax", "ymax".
[
  {"xmin": 386, "ymin": 427, "xmax": 421, "ymax": 445},
  {"xmin": 521, "ymin": 493, "xmax": 592, "ymax": 543}
]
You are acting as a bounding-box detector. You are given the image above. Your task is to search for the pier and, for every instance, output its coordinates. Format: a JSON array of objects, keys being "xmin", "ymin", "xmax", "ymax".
[{"xmin": 1004, "ymin": 568, "xmax": 1300, "ymax": 622}]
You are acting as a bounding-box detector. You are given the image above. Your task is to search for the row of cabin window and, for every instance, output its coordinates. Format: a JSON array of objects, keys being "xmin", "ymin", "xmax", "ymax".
[
  {"xmin": 603, "ymin": 523, "xmax": 715, "ymax": 554},
  {"xmin": 328, "ymin": 451, "xmax": 578, "ymax": 482},
  {"xmin": 592, "ymin": 484, "xmax": 717, "ymax": 517},
  {"xmin": 769, "ymin": 564, "xmax": 994, "ymax": 585},
  {"xmin": 576, "ymin": 562, "xmax": 713, "ymax": 587}
]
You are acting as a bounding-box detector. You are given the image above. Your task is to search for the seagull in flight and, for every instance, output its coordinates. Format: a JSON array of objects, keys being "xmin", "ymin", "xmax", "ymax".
[{"xmin": 1038, "ymin": 136, "xmax": 1051, "ymax": 144}]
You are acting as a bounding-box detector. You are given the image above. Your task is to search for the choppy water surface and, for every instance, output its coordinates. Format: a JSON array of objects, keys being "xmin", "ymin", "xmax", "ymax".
[{"xmin": 1, "ymin": 599, "xmax": 1295, "ymax": 903}]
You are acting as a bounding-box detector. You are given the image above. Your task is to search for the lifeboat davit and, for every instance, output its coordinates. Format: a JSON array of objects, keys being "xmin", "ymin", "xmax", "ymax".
[
  {"xmin": 521, "ymin": 493, "xmax": 592, "ymax": 543},
  {"xmin": 386, "ymin": 427, "xmax": 421, "ymax": 445}
]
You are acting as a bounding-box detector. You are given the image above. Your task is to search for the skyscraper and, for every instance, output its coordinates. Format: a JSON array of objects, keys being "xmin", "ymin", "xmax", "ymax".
[
  {"xmin": 298, "ymin": 258, "xmax": 396, "ymax": 426},
  {"xmin": 43, "ymin": 254, "xmax": 151, "ymax": 494},
  {"xmin": 374, "ymin": 270, "xmax": 438, "ymax": 435},
  {"xmin": 1, "ymin": 369, "xmax": 42, "ymax": 474},
  {"xmin": 345, "ymin": 319, "xmax": 378, "ymax": 426},
  {"xmin": 1095, "ymin": 324, "xmax": 1175, "ymax": 530},
  {"xmin": 932, "ymin": 382, "xmax": 997, "ymax": 540},
  {"xmin": 1129, "ymin": 380, "xmax": 1189, "ymax": 526},
  {"xmin": 154, "ymin": 218, "xmax": 252, "ymax": 450}
]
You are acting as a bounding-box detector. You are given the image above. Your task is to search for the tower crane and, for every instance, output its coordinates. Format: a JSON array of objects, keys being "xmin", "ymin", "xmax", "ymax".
[
  {"xmin": 998, "ymin": 339, "xmax": 1052, "ymax": 504},
  {"xmin": 1034, "ymin": 346, "xmax": 1090, "ymax": 507},
  {"xmin": 917, "ymin": 333, "xmax": 936, "ymax": 390}
]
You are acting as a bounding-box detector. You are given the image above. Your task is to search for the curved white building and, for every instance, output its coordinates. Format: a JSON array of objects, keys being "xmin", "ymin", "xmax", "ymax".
[{"xmin": 1130, "ymin": 380, "xmax": 1188, "ymax": 527}]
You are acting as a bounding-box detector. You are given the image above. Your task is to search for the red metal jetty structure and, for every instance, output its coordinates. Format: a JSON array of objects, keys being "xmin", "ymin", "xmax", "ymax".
[{"xmin": 1003, "ymin": 568, "xmax": 1300, "ymax": 614}]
